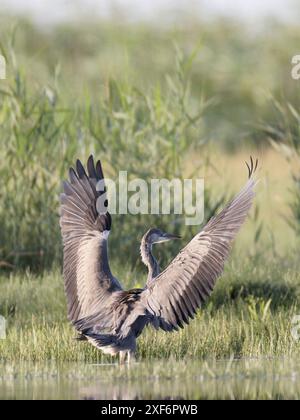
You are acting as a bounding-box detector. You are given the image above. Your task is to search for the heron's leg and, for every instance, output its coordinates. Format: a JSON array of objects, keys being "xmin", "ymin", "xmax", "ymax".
[
  {"xmin": 119, "ymin": 351, "xmax": 127, "ymax": 364},
  {"xmin": 127, "ymin": 350, "xmax": 136, "ymax": 364}
]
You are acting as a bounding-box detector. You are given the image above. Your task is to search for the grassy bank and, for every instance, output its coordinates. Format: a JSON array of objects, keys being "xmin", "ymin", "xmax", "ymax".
[{"xmin": 0, "ymin": 254, "xmax": 299, "ymax": 362}]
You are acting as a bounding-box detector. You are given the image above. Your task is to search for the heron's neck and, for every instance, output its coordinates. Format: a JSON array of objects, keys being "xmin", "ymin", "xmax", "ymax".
[{"xmin": 140, "ymin": 239, "xmax": 160, "ymax": 282}]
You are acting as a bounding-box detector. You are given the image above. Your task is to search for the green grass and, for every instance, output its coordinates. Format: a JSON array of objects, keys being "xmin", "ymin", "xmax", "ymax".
[
  {"xmin": 1, "ymin": 255, "xmax": 299, "ymax": 363},
  {"xmin": 0, "ymin": 36, "xmax": 219, "ymax": 270}
]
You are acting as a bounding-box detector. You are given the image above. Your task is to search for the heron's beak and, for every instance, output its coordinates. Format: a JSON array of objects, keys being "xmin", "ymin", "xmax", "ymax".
[{"xmin": 160, "ymin": 232, "xmax": 181, "ymax": 242}]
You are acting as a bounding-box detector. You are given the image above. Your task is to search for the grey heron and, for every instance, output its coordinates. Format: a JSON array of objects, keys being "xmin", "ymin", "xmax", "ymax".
[{"xmin": 60, "ymin": 156, "xmax": 258, "ymax": 363}]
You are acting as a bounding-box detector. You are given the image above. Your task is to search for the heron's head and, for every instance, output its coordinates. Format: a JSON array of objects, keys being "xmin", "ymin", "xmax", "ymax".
[{"xmin": 144, "ymin": 228, "xmax": 181, "ymax": 245}]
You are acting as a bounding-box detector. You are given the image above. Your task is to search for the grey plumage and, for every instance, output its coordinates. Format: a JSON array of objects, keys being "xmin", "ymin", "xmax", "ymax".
[
  {"xmin": 140, "ymin": 229, "xmax": 181, "ymax": 283},
  {"xmin": 59, "ymin": 155, "xmax": 258, "ymax": 362}
]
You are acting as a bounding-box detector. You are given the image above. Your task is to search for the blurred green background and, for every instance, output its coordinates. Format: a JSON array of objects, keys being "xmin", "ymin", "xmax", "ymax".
[{"xmin": 1, "ymin": 1, "xmax": 300, "ymax": 271}]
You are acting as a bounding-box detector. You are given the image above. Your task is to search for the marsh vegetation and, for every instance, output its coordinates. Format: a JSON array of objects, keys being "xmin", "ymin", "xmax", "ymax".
[{"xmin": 1, "ymin": 9, "xmax": 300, "ymax": 399}]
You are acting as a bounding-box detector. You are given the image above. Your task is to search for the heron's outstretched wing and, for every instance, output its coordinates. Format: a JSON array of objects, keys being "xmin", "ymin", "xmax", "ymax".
[
  {"xmin": 142, "ymin": 159, "xmax": 258, "ymax": 332},
  {"xmin": 60, "ymin": 155, "xmax": 122, "ymax": 326}
]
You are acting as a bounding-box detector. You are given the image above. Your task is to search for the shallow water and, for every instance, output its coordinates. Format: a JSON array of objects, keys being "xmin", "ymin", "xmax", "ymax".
[{"xmin": 1, "ymin": 357, "xmax": 300, "ymax": 400}]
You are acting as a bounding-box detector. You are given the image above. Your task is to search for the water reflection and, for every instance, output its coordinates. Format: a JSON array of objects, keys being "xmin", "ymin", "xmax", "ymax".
[{"xmin": 1, "ymin": 358, "xmax": 300, "ymax": 400}]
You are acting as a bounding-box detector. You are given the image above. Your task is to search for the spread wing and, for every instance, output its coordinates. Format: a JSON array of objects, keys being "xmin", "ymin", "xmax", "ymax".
[
  {"xmin": 142, "ymin": 159, "xmax": 258, "ymax": 332},
  {"xmin": 60, "ymin": 155, "xmax": 122, "ymax": 326}
]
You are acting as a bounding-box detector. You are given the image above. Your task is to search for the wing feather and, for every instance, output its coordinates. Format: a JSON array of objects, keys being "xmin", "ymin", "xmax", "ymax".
[
  {"xmin": 60, "ymin": 156, "xmax": 122, "ymax": 326},
  {"xmin": 142, "ymin": 163, "xmax": 257, "ymax": 332}
]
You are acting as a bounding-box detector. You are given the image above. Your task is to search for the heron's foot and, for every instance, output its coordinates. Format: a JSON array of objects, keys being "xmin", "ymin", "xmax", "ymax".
[
  {"xmin": 119, "ymin": 350, "xmax": 136, "ymax": 364},
  {"xmin": 119, "ymin": 351, "xmax": 127, "ymax": 364}
]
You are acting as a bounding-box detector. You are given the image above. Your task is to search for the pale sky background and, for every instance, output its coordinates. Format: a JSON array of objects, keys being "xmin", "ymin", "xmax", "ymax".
[{"xmin": 0, "ymin": 0, "xmax": 297, "ymax": 25}]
